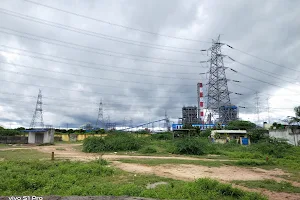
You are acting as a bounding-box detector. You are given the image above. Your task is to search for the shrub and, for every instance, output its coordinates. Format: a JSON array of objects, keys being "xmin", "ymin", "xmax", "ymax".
[
  {"xmin": 236, "ymin": 159, "xmax": 274, "ymax": 166},
  {"xmin": 83, "ymin": 133, "xmax": 143, "ymax": 152},
  {"xmin": 139, "ymin": 146, "xmax": 157, "ymax": 154},
  {"xmin": 252, "ymin": 137, "xmax": 292, "ymax": 158},
  {"xmin": 0, "ymin": 129, "xmax": 22, "ymax": 136},
  {"xmin": 151, "ymin": 132, "xmax": 173, "ymax": 140},
  {"xmin": 173, "ymin": 138, "xmax": 216, "ymax": 155},
  {"xmin": 105, "ymin": 133, "xmax": 143, "ymax": 151},
  {"xmin": 82, "ymin": 137, "xmax": 106, "ymax": 153},
  {"xmin": 199, "ymin": 129, "xmax": 211, "ymax": 138}
]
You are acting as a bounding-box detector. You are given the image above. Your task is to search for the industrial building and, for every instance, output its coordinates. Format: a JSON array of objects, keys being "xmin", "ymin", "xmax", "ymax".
[
  {"xmin": 182, "ymin": 106, "xmax": 199, "ymax": 124},
  {"xmin": 218, "ymin": 105, "xmax": 238, "ymax": 124}
]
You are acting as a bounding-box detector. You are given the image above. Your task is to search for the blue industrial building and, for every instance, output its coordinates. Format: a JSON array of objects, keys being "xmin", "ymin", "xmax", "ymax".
[{"xmin": 172, "ymin": 124, "xmax": 226, "ymax": 130}]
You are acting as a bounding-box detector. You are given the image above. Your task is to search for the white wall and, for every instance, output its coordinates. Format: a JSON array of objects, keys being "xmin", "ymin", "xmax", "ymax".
[
  {"xmin": 269, "ymin": 129, "xmax": 300, "ymax": 146},
  {"xmin": 43, "ymin": 129, "xmax": 55, "ymax": 143},
  {"xmin": 28, "ymin": 130, "xmax": 55, "ymax": 144},
  {"xmin": 28, "ymin": 132, "xmax": 35, "ymax": 144}
]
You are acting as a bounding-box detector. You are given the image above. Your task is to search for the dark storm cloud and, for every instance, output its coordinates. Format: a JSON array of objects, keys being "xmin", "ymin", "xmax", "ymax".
[{"xmin": 0, "ymin": 0, "xmax": 299, "ymax": 128}]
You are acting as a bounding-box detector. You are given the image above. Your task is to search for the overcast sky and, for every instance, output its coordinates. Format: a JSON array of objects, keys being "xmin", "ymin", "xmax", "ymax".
[{"xmin": 0, "ymin": 0, "xmax": 299, "ymax": 129}]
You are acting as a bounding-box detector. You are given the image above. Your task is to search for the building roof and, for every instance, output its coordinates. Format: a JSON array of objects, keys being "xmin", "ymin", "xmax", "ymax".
[
  {"xmin": 22, "ymin": 129, "xmax": 49, "ymax": 132},
  {"xmin": 211, "ymin": 130, "xmax": 247, "ymax": 136}
]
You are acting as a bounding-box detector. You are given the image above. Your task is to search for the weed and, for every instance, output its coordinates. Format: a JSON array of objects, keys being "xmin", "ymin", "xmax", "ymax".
[
  {"xmin": 139, "ymin": 146, "xmax": 157, "ymax": 154},
  {"xmin": 235, "ymin": 159, "xmax": 274, "ymax": 166},
  {"xmin": 0, "ymin": 149, "xmax": 48, "ymax": 161},
  {"xmin": 83, "ymin": 134, "xmax": 143, "ymax": 152},
  {"xmin": 233, "ymin": 179, "xmax": 300, "ymax": 193}
]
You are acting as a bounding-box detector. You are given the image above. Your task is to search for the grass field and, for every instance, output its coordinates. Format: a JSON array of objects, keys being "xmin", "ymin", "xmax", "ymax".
[
  {"xmin": 233, "ymin": 180, "xmax": 300, "ymax": 193},
  {"xmin": 0, "ymin": 149, "xmax": 49, "ymax": 161},
  {"xmin": 0, "ymin": 159, "xmax": 266, "ymax": 199}
]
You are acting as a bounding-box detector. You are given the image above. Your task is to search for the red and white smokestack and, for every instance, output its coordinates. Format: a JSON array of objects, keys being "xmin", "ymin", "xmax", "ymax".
[{"xmin": 199, "ymin": 83, "xmax": 204, "ymax": 123}]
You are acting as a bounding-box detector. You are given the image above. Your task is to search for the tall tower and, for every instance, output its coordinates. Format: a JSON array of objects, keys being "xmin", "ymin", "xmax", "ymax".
[
  {"xmin": 197, "ymin": 83, "xmax": 204, "ymax": 124},
  {"xmin": 206, "ymin": 36, "xmax": 232, "ymax": 124},
  {"xmin": 95, "ymin": 100, "xmax": 103, "ymax": 129},
  {"xmin": 164, "ymin": 110, "xmax": 171, "ymax": 131},
  {"xmin": 30, "ymin": 89, "xmax": 44, "ymax": 129}
]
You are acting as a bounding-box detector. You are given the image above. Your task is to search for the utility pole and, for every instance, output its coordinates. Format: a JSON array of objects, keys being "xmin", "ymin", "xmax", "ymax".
[
  {"xmin": 255, "ymin": 92, "xmax": 260, "ymax": 124},
  {"xmin": 30, "ymin": 89, "xmax": 44, "ymax": 129}
]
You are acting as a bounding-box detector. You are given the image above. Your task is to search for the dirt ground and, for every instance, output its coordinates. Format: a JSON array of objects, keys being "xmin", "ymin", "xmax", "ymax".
[{"xmin": 1, "ymin": 143, "xmax": 300, "ymax": 200}]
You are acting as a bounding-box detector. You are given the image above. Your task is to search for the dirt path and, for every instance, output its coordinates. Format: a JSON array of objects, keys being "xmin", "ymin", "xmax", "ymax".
[
  {"xmin": 1, "ymin": 144, "xmax": 300, "ymax": 200},
  {"xmin": 0, "ymin": 144, "xmax": 232, "ymax": 161}
]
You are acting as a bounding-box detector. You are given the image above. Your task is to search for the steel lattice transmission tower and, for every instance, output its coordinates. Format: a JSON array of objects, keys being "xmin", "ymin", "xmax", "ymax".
[
  {"xmin": 206, "ymin": 36, "xmax": 236, "ymax": 124},
  {"xmin": 95, "ymin": 100, "xmax": 104, "ymax": 129},
  {"xmin": 30, "ymin": 89, "xmax": 44, "ymax": 128}
]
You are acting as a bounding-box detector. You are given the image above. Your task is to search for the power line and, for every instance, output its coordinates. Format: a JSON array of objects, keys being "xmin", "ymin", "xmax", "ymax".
[
  {"xmin": 0, "ymin": 34, "xmax": 205, "ymax": 69},
  {"xmin": 228, "ymin": 57, "xmax": 300, "ymax": 87},
  {"xmin": 0, "ymin": 78, "xmax": 199, "ymax": 99},
  {"xmin": 0, "ymin": 47, "xmax": 205, "ymax": 83},
  {"xmin": 226, "ymin": 44, "xmax": 298, "ymax": 72},
  {"xmin": 22, "ymin": 0, "xmax": 212, "ymax": 43},
  {"xmin": 0, "ymin": 91, "xmax": 203, "ymax": 107},
  {"xmin": 0, "ymin": 63, "xmax": 202, "ymax": 94},
  {"xmin": 0, "ymin": 46, "xmax": 207, "ymax": 78},
  {"xmin": 229, "ymin": 68, "xmax": 300, "ymax": 95},
  {"xmin": 0, "ymin": 27, "xmax": 208, "ymax": 63},
  {"xmin": 0, "ymin": 8, "xmax": 206, "ymax": 54}
]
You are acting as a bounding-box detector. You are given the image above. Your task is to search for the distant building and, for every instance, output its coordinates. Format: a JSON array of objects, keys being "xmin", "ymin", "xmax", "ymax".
[
  {"xmin": 172, "ymin": 123, "xmax": 226, "ymax": 130},
  {"xmin": 27, "ymin": 129, "xmax": 54, "ymax": 144},
  {"xmin": 182, "ymin": 106, "xmax": 199, "ymax": 125},
  {"xmin": 218, "ymin": 105, "xmax": 238, "ymax": 124},
  {"xmin": 210, "ymin": 130, "xmax": 248, "ymax": 144}
]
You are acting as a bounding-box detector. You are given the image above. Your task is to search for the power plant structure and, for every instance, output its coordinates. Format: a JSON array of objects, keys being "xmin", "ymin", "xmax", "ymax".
[
  {"xmin": 206, "ymin": 36, "xmax": 238, "ymax": 124},
  {"xmin": 173, "ymin": 36, "xmax": 239, "ymax": 130},
  {"xmin": 182, "ymin": 106, "xmax": 198, "ymax": 124}
]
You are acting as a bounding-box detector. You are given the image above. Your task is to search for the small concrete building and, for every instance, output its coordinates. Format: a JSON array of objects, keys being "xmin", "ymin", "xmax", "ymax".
[
  {"xmin": 211, "ymin": 130, "xmax": 249, "ymax": 144},
  {"xmin": 27, "ymin": 129, "xmax": 55, "ymax": 144},
  {"xmin": 269, "ymin": 129, "xmax": 300, "ymax": 146}
]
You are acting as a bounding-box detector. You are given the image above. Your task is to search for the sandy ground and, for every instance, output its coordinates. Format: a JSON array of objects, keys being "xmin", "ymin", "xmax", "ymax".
[{"xmin": 1, "ymin": 143, "xmax": 300, "ymax": 200}]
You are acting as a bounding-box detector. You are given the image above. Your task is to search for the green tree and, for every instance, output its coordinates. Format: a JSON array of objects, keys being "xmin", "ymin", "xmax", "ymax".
[
  {"xmin": 288, "ymin": 106, "xmax": 300, "ymax": 125},
  {"xmin": 226, "ymin": 120, "xmax": 256, "ymax": 130}
]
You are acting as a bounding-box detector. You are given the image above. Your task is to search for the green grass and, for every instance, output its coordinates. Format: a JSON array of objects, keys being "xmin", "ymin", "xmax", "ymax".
[
  {"xmin": 0, "ymin": 160, "xmax": 266, "ymax": 199},
  {"xmin": 117, "ymin": 158, "xmax": 230, "ymax": 167},
  {"xmin": 233, "ymin": 179, "xmax": 300, "ymax": 193},
  {"xmin": 0, "ymin": 144, "xmax": 23, "ymax": 148},
  {"xmin": 0, "ymin": 149, "xmax": 49, "ymax": 161}
]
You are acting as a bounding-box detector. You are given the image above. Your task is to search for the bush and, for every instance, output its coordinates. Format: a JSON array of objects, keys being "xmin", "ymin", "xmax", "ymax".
[
  {"xmin": 139, "ymin": 146, "xmax": 157, "ymax": 154},
  {"xmin": 252, "ymin": 137, "xmax": 292, "ymax": 158},
  {"xmin": 236, "ymin": 159, "xmax": 274, "ymax": 166},
  {"xmin": 82, "ymin": 133, "xmax": 143, "ymax": 152},
  {"xmin": 0, "ymin": 129, "xmax": 22, "ymax": 136},
  {"xmin": 82, "ymin": 137, "xmax": 106, "ymax": 153},
  {"xmin": 173, "ymin": 138, "xmax": 216, "ymax": 155},
  {"xmin": 105, "ymin": 133, "xmax": 143, "ymax": 151},
  {"xmin": 151, "ymin": 132, "xmax": 173, "ymax": 140}
]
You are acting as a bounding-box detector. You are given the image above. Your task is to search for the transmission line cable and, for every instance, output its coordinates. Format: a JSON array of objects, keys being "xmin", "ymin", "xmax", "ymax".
[
  {"xmin": 0, "ymin": 27, "xmax": 207, "ymax": 63},
  {"xmin": 22, "ymin": 0, "xmax": 212, "ymax": 43},
  {"xmin": 0, "ymin": 8, "xmax": 207, "ymax": 54}
]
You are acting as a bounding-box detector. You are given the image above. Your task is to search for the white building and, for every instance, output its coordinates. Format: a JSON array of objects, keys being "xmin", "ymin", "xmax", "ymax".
[{"xmin": 27, "ymin": 129, "xmax": 55, "ymax": 144}]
